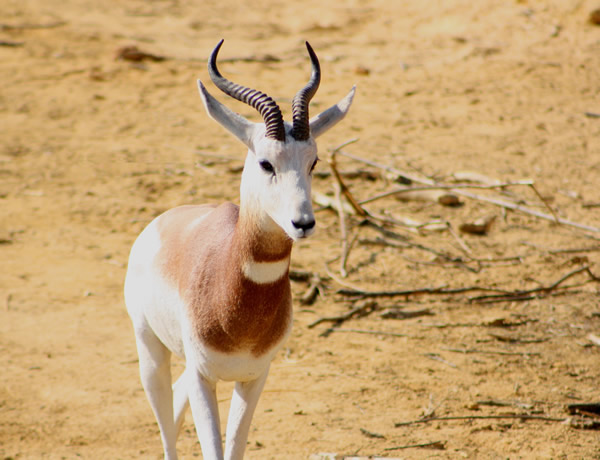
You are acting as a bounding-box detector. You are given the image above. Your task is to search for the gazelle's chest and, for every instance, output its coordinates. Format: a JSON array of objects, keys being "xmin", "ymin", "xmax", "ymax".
[{"xmin": 186, "ymin": 271, "xmax": 293, "ymax": 358}]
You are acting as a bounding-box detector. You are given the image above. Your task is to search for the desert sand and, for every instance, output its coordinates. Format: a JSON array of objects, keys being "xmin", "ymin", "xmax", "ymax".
[{"xmin": 2, "ymin": 0, "xmax": 600, "ymax": 458}]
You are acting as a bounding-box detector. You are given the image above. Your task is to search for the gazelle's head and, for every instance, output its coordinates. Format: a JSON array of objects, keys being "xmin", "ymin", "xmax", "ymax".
[{"xmin": 198, "ymin": 39, "xmax": 355, "ymax": 241}]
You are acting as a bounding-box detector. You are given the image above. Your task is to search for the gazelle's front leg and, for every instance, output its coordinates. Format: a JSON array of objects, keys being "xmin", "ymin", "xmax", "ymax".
[
  {"xmin": 187, "ymin": 369, "xmax": 224, "ymax": 459},
  {"xmin": 224, "ymin": 367, "xmax": 270, "ymax": 460}
]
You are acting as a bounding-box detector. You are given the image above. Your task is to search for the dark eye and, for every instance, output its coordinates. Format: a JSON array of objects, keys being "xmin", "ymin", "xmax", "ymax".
[
  {"xmin": 310, "ymin": 158, "xmax": 319, "ymax": 173},
  {"xmin": 259, "ymin": 160, "xmax": 274, "ymax": 174}
]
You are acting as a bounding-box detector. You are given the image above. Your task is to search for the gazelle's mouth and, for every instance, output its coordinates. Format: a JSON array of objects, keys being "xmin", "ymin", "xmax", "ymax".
[{"xmin": 287, "ymin": 225, "xmax": 315, "ymax": 241}]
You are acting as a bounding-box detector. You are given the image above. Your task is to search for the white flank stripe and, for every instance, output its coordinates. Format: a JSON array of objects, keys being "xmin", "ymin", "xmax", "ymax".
[{"xmin": 243, "ymin": 258, "xmax": 289, "ymax": 284}]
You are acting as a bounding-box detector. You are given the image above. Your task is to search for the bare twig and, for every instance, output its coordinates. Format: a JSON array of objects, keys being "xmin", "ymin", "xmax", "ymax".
[
  {"xmin": 528, "ymin": 183, "xmax": 560, "ymax": 224},
  {"xmin": 327, "ymin": 328, "xmax": 416, "ymax": 338},
  {"xmin": 337, "ymin": 285, "xmax": 499, "ymax": 299},
  {"xmin": 289, "ymin": 268, "xmax": 321, "ymax": 283},
  {"xmin": 359, "ymin": 428, "xmax": 385, "ymax": 439},
  {"xmin": 380, "ymin": 308, "xmax": 434, "ymax": 319},
  {"xmin": 442, "ymin": 347, "xmax": 541, "ymax": 357},
  {"xmin": 521, "ymin": 242, "xmax": 600, "ymax": 254},
  {"xmin": 332, "ymin": 181, "xmax": 350, "ymax": 277},
  {"xmin": 384, "ymin": 440, "xmax": 446, "ymax": 451},
  {"xmin": 424, "ymin": 353, "xmax": 458, "ymax": 368},
  {"xmin": 323, "ymin": 262, "xmax": 366, "ymax": 293},
  {"xmin": 0, "ymin": 40, "xmax": 24, "ymax": 47},
  {"xmin": 567, "ymin": 403, "xmax": 600, "ymax": 417},
  {"xmin": 360, "ymin": 226, "xmax": 475, "ymax": 272},
  {"xmin": 475, "ymin": 400, "xmax": 534, "ymax": 410},
  {"xmin": 488, "ymin": 333, "xmax": 549, "ymax": 344},
  {"xmin": 0, "ymin": 20, "xmax": 66, "ymax": 30},
  {"xmin": 359, "ymin": 180, "xmax": 534, "ymax": 206},
  {"xmin": 337, "ymin": 147, "xmax": 600, "ymax": 233},
  {"xmin": 307, "ymin": 300, "xmax": 377, "ymax": 330},
  {"xmin": 457, "ymin": 190, "xmax": 600, "ymax": 233},
  {"xmin": 469, "ymin": 265, "xmax": 600, "ymax": 303},
  {"xmin": 300, "ymin": 274, "xmax": 327, "ymax": 306},
  {"xmin": 328, "ymin": 141, "xmax": 367, "ymax": 217},
  {"xmin": 394, "ymin": 413, "xmax": 566, "ymax": 427}
]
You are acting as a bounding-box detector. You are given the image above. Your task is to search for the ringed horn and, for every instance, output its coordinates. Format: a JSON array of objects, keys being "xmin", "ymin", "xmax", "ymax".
[{"xmin": 207, "ymin": 39, "xmax": 321, "ymax": 142}]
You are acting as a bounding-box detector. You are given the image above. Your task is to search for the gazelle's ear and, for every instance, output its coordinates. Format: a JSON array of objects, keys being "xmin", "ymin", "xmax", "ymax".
[
  {"xmin": 309, "ymin": 86, "xmax": 356, "ymax": 139},
  {"xmin": 197, "ymin": 80, "xmax": 258, "ymax": 148}
]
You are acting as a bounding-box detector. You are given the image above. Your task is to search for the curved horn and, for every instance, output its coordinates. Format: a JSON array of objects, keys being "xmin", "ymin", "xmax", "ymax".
[
  {"xmin": 290, "ymin": 41, "xmax": 321, "ymax": 141},
  {"xmin": 208, "ymin": 39, "xmax": 286, "ymax": 142}
]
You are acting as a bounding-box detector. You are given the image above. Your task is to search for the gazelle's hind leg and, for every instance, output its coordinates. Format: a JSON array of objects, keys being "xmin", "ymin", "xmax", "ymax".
[
  {"xmin": 172, "ymin": 370, "xmax": 190, "ymax": 438},
  {"xmin": 134, "ymin": 326, "xmax": 179, "ymax": 460},
  {"xmin": 224, "ymin": 367, "xmax": 270, "ymax": 460}
]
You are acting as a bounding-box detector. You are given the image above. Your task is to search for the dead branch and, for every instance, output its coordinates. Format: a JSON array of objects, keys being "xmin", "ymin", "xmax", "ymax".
[
  {"xmin": 327, "ymin": 328, "xmax": 417, "ymax": 338},
  {"xmin": 359, "ymin": 180, "xmax": 534, "ymax": 206},
  {"xmin": 0, "ymin": 20, "xmax": 66, "ymax": 30},
  {"xmin": 567, "ymin": 403, "xmax": 600, "ymax": 417},
  {"xmin": 441, "ymin": 347, "xmax": 541, "ymax": 357},
  {"xmin": 421, "ymin": 317, "xmax": 537, "ymax": 328},
  {"xmin": 332, "ymin": 265, "xmax": 597, "ymax": 304},
  {"xmin": 0, "ymin": 40, "xmax": 24, "ymax": 47},
  {"xmin": 327, "ymin": 141, "xmax": 368, "ymax": 217},
  {"xmin": 522, "ymin": 242, "xmax": 600, "ymax": 254},
  {"xmin": 384, "ymin": 440, "xmax": 446, "ymax": 451},
  {"xmin": 469, "ymin": 265, "xmax": 600, "ymax": 303},
  {"xmin": 474, "ymin": 400, "xmax": 534, "ymax": 410},
  {"xmin": 483, "ymin": 317, "xmax": 538, "ymax": 327},
  {"xmin": 457, "ymin": 189, "xmax": 600, "ymax": 233},
  {"xmin": 300, "ymin": 273, "xmax": 328, "ymax": 306},
  {"xmin": 337, "ymin": 285, "xmax": 501, "ymax": 299},
  {"xmin": 380, "ymin": 308, "xmax": 434, "ymax": 319},
  {"xmin": 308, "ymin": 301, "xmax": 377, "ymax": 337},
  {"xmin": 359, "ymin": 427, "xmax": 385, "ymax": 439},
  {"xmin": 289, "ymin": 269, "xmax": 315, "ymax": 282},
  {"xmin": 488, "ymin": 333, "xmax": 549, "ymax": 344},
  {"xmin": 394, "ymin": 413, "xmax": 566, "ymax": 427},
  {"xmin": 360, "ymin": 225, "xmax": 476, "ymax": 271},
  {"xmin": 528, "ymin": 182, "xmax": 560, "ymax": 224},
  {"xmin": 337, "ymin": 146, "xmax": 600, "ymax": 234},
  {"xmin": 308, "ymin": 300, "xmax": 377, "ymax": 329},
  {"xmin": 332, "ymin": 181, "xmax": 350, "ymax": 277},
  {"xmin": 424, "ymin": 353, "xmax": 458, "ymax": 368}
]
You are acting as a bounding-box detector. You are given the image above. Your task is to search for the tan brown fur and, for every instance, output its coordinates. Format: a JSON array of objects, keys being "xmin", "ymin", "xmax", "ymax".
[{"xmin": 156, "ymin": 203, "xmax": 293, "ymax": 356}]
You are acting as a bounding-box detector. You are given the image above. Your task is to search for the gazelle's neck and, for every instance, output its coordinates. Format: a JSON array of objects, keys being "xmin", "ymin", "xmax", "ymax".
[{"xmin": 235, "ymin": 203, "xmax": 293, "ymax": 285}]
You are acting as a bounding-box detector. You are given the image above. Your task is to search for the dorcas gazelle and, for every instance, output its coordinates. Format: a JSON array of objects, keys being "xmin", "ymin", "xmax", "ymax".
[{"xmin": 124, "ymin": 39, "xmax": 355, "ymax": 460}]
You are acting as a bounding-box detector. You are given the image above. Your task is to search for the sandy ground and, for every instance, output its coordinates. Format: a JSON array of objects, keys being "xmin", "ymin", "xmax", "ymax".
[{"xmin": 2, "ymin": 0, "xmax": 600, "ymax": 458}]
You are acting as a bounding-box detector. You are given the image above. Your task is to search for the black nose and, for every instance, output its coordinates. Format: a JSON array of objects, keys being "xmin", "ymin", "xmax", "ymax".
[{"xmin": 292, "ymin": 218, "xmax": 315, "ymax": 232}]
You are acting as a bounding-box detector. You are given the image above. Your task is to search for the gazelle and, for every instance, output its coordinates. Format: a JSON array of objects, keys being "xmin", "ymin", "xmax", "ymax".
[{"xmin": 124, "ymin": 39, "xmax": 355, "ymax": 459}]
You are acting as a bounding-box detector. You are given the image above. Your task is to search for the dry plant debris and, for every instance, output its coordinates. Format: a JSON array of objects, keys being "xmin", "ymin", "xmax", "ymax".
[{"xmin": 292, "ymin": 140, "xmax": 600, "ymax": 366}]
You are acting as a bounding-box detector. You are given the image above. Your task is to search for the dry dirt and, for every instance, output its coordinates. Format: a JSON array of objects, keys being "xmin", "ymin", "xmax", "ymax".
[{"xmin": 2, "ymin": 1, "xmax": 600, "ymax": 459}]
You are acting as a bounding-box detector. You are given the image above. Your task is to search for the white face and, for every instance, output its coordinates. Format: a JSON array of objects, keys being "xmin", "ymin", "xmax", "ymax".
[{"xmin": 240, "ymin": 131, "xmax": 319, "ymax": 241}]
